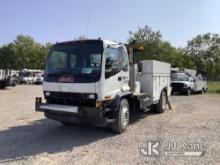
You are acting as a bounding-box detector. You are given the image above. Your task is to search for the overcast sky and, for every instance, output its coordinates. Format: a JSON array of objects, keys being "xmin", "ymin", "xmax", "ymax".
[{"xmin": 0, "ymin": 0, "xmax": 219, "ymax": 47}]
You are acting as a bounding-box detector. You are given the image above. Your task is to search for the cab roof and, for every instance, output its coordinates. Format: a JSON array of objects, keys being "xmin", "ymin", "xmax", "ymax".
[{"xmin": 53, "ymin": 39, "xmax": 122, "ymax": 47}]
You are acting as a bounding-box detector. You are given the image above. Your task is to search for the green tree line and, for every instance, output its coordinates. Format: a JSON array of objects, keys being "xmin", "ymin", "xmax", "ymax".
[
  {"xmin": 0, "ymin": 26, "xmax": 220, "ymax": 79},
  {"xmin": 0, "ymin": 35, "xmax": 52, "ymax": 70},
  {"xmin": 128, "ymin": 26, "xmax": 220, "ymax": 79}
]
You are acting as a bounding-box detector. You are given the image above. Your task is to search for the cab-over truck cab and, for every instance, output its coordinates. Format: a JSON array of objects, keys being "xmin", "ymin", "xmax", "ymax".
[{"xmin": 36, "ymin": 39, "xmax": 171, "ymax": 133}]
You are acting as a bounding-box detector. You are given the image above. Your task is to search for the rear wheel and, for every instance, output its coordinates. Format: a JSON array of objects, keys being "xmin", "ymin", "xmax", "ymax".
[
  {"xmin": 156, "ymin": 90, "xmax": 167, "ymax": 113},
  {"xmin": 111, "ymin": 98, "xmax": 129, "ymax": 133}
]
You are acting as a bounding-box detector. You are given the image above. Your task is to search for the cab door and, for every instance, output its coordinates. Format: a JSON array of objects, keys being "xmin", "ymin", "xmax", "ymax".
[
  {"xmin": 103, "ymin": 46, "xmax": 122, "ymax": 98},
  {"xmin": 119, "ymin": 46, "xmax": 130, "ymax": 91}
]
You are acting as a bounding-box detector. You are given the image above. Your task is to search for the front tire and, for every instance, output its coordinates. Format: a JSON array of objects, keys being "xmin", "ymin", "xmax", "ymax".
[
  {"xmin": 156, "ymin": 91, "xmax": 167, "ymax": 113},
  {"xmin": 200, "ymin": 88, "xmax": 204, "ymax": 94},
  {"xmin": 111, "ymin": 98, "xmax": 130, "ymax": 133},
  {"xmin": 12, "ymin": 81, "xmax": 17, "ymax": 87},
  {"xmin": 186, "ymin": 88, "xmax": 191, "ymax": 96}
]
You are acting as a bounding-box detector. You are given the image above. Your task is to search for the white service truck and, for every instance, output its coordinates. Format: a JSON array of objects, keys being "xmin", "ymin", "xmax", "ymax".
[
  {"xmin": 171, "ymin": 68, "xmax": 207, "ymax": 95},
  {"xmin": 35, "ymin": 39, "xmax": 171, "ymax": 133},
  {"xmin": 18, "ymin": 69, "xmax": 44, "ymax": 84}
]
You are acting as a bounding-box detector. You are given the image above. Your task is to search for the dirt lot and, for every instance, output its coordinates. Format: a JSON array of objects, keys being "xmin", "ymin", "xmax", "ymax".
[{"xmin": 0, "ymin": 85, "xmax": 220, "ymax": 165}]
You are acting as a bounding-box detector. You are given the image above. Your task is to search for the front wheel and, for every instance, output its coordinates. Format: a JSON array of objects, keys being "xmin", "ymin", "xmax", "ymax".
[
  {"xmin": 12, "ymin": 81, "xmax": 17, "ymax": 87},
  {"xmin": 186, "ymin": 88, "xmax": 191, "ymax": 96},
  {"xmin": 200, "ymin": 88, "xmax": 204, "ymax": 94},
  {"xmin": 156, "ymin": 91, "xmax": 167, "ymax": 113},
  {"xmin": 111, "ymin": 98, "xmax": 130, "ymax": 133}
]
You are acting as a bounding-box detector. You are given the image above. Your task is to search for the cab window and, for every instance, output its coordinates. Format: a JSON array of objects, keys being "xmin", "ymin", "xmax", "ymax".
[
  {"xmin": 120, "ymin": 47, "xmax": 128, "ymax": 72},
  {"xmin": 105, "ymin": 47, "xmax": 122, "ymax": 79}
]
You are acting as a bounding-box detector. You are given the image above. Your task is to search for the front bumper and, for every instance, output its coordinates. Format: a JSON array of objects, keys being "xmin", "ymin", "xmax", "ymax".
[
  {"xmin": 35, "ymin": 98, "xmax": 114, "ymax": 126},
  {"xmin": 171, "ymin": 83, "xmax": 188, "ymax": 93},
  {"xmin": 36, "ymin": 102, "xmax": 104, "ymax": 118},
  {"xmin": 172, "ymin": 87, "xmax": 188, "ymax": 93}
]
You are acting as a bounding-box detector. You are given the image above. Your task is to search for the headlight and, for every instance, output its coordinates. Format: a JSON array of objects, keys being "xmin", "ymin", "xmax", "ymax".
[
  {"xmin": 87, "ymin": 94, "xmax": 95, "ymax": 99},
  {"xmin": 45, "ymin": 92, "xmax": 50, "ymax": 96}
]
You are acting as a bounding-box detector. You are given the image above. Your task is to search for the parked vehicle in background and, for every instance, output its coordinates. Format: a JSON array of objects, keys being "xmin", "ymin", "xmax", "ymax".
[
  {"xmin": 34, "ymin": 73, "xmax": 44, "ymax": 84},
  {"xmin": 8, "ymin": 75, "xmax": 18, "ymax": 86},
  {"xmin": 19, "ymin": 69, "xmax": 43, "ymax": 84},
  {"xmin": 7, "ymin": 70, "xmax": 19, "ymax": 86},
  {"xmin": 171, "ymin": 68, "xmax": 207, "ymax": 95},
  {"xmin": 19, "ymin": 70, "xmax": 34, "ymax": 84},
  {"xmin": 35, "ymin": 39, "xmax": 172, "ymax": 133},
  {"xmin": 0, "ymin": 69, "xmax": 20, "ymax": 88},
  {"xmin": 0, "ymin": 70, "xmax": 8, "ymax": 89}
]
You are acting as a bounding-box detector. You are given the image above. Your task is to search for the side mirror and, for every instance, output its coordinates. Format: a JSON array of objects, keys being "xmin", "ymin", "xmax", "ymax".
[
  {"xmin": 190, "ymin": 77, "xmax": 195, "ymax": 82},
  {"xmin": 133, "ymin": 46, "xmax": 144, "ymax": 52}
]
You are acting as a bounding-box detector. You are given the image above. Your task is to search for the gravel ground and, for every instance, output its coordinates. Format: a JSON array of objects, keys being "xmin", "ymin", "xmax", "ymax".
[{"xmin": 0, "ymin": 85, "xmax": 220, "ymax": 165}]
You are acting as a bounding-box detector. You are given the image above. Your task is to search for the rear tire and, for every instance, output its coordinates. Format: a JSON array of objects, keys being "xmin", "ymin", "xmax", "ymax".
[
  {"xmin": 156, "ymin": 90, "xmax": 167, "ymax": 113},
  {"xmin": 111, "ymin": 98, "xmax": 129, "ymax": 133}
]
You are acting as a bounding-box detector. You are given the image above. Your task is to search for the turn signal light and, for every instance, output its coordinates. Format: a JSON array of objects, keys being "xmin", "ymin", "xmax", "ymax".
[{"xmin": 96, "ymin": 101, "xmax": 102, "ymax": 108}]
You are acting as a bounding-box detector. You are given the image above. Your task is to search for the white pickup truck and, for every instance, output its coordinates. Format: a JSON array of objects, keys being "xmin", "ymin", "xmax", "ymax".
[
  {"xmin": 171, "ymin": 68, "xmax": 207, "ymax": 95},
  {"xmin": 35, "ymin": 39, "xmax": 172, "ymax": 133}
]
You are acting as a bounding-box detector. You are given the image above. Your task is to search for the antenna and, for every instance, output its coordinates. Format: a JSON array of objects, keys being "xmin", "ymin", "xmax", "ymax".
[{"xmin": 85, "ymin": 11, "xmax": 90, "ymax": 38}]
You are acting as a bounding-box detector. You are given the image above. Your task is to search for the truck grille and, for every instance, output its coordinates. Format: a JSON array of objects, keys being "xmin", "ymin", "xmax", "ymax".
[
  {"xmin": 45, "ymin": 92, "xmax": 96, "ymax": 107},
  {"xmin": 171, "ymin": 82, "xmax": 184, "ymax": 89}
]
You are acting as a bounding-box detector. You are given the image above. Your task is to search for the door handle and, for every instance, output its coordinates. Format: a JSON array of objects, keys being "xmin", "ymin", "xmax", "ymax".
[{"xmin": 118, "ymin": 77, "xmax": 122, "ymax": 81}]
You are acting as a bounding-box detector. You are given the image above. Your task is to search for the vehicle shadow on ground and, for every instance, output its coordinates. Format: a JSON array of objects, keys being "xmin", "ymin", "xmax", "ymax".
[
  {"xmin": 0, "ymin": 111, "xmax": 158, "ymax": 162},
  {"xmin": 0, "ymin": 119, "xmax": 114, "ymax": 162},
  {"xmin": 0, "ymin": 88, "xmax": 11, "ymax": 91},
  {"xmin": 130, "ymin": 110, "xmax": 161, "ymax": 124},
  {"xmin": 171, "ymin": 92, "xmax": 204, "ymax": 96}
]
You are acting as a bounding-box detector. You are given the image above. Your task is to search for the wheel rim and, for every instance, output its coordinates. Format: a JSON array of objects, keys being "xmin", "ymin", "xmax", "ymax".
[
  {"xmin": 121, "ymin": 104, "xmax": 129, "ymax": 128},
  {"xmin": 162, "ymin": 92, "xmax": 166, "ymax": 110},
  {"xmin": 188, "ymin": 89, "xmax": 190, "ymax": 95}
]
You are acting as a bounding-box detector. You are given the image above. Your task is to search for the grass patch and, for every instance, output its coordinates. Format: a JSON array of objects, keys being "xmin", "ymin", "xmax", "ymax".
[{"xmin": 207, "ymin": 82, "xmax": 220, "ymax": 93}]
